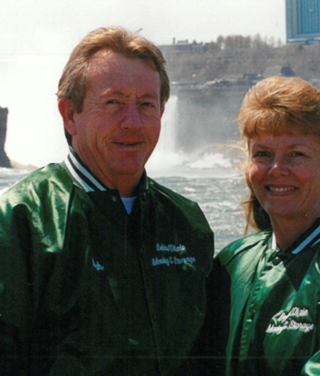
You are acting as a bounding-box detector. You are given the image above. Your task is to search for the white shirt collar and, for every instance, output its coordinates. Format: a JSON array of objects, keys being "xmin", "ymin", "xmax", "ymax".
[{"xmin": 272, "ymin": 223, "xmax": 320, "ymax": 254}]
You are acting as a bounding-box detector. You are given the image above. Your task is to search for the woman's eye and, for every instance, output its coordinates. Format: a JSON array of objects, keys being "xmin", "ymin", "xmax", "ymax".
[{"xmin": 253, "ymin": 151, "xmax": 270, "ymax": 158}]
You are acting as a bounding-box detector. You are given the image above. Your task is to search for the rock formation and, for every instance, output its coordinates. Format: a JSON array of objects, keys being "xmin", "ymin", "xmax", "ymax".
[{"xmin": 0, "ymin": 107, "xmax": 12, "ymax": 168}]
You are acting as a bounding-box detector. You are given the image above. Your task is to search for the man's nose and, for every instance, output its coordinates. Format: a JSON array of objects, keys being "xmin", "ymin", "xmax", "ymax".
[{"xmin": 120, "ymin": 103, "xmax": 143, "ymax": 130}]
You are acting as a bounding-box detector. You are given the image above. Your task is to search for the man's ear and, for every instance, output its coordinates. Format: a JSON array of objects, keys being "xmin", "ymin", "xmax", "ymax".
[
  {"xmin": 58, "ymin": 99, "xmax": 77, "ymax": 136},
  {"xmin": 160, "ymin": 104, "xmax": 165, "ymax": 118}
]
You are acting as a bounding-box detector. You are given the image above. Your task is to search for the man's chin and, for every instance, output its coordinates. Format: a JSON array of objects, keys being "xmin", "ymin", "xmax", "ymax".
[{"xmin": 111, "ymin": 164, "xmax": 145, "ymax": 178}]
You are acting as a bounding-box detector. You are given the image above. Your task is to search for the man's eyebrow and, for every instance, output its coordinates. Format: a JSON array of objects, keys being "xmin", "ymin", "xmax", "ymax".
[
  {"xmin": 99, "ymin": 90, "xmax": 160, "ymax": 99},
  {"xmin": 99, "ymin": 89, "xmax": 123, "ymax": 98},
  {"xmin": 139, "ymin": 92, "xmax": 160, "ymax": 99}
]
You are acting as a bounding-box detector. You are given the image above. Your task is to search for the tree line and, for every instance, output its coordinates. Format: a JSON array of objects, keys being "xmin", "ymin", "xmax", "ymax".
[{"xmin": 163, "ymin": 34, "xmax": 320, "ymax": 85}]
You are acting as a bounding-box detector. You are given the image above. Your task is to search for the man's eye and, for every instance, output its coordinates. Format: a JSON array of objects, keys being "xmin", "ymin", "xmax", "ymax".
[
  {"xmin": 291, "ymin": 151, "xmax": 305, "ymax": 157},
  {"xmin": 106, "ymin": 100, "xmax": 119, "ymax": 105},
  {"xmin": 141, "ymin": 102, "xmax": 154, "ymax": 107}
]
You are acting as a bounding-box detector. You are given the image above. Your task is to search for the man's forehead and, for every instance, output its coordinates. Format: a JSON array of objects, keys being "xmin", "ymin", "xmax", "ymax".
[
  {"xmin": 88, "ymin": 50, "xmax": 157, "ymax": 73},
  {"xmin": 84, "ymin": 50, "xmax": 161, "ymax": 98}
]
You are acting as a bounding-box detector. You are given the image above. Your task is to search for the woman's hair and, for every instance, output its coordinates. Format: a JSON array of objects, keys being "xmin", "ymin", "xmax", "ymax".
[
  {"xmin": 57, "ymin": 26, "xmax": 170, "ymax": 144},
  {"xmin": 238, "ymin": 76, "xmax": 320, "ymax": 232}
]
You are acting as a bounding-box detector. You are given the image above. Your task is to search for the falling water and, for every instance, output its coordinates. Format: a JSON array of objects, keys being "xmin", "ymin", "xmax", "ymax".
[
  {"xmin": 147, "ymin": 95, "xmax": 190, "ymax": 176},
  {"xmin": 147, "ymin": 95, "xmax": 238, "ymax": 179}
]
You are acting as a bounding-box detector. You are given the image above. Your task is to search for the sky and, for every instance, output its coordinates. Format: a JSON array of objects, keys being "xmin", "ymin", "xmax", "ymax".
[{"xmin": 0, "ymin": 0, "xmax": 286, "ymax": 168}]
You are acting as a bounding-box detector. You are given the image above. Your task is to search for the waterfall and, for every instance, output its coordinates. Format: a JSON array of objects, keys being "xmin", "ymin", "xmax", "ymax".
[
  {"xmin": 157, "ymin": 95, "xmax": 178, "ymax": 152},
  {"xmin": 147, "ymin": 95, "xmax": 189, "ymax": 176},
  {"xmin": 147, "ymin": 94, "xmax": 237, "ymax": 178}
]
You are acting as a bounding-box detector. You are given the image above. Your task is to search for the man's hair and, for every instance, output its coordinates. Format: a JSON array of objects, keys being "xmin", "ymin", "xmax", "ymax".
[
  {"xmin": 57, "ymin": 27, "xmax": 170, "ymax": 144},
  {"xmin": 238, "ymin": 76, "xmax": 320, "ymax": 232}
]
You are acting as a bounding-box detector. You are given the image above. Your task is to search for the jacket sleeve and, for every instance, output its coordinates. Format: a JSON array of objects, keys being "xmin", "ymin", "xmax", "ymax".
[
  {"xmin": 180, "ymin": 254, "xmax": 231, "ymax": 376},
  {"xmin": 211, "ymin": 254, "xmax": 231, "ymax": 376},
  {"xmin": 301, "ymin": 352, "xmax": 320, "ymax": 375},
  {"xmin": 0, "ymin": 202, "xmax": 34, "ymax": 376}
]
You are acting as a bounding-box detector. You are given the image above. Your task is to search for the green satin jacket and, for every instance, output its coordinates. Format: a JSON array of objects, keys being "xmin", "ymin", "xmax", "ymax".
[
  {"xmin": 0, "ymin": 162, "xmax": 214, "ymax": 376},
  {"xmin": 214, "ymin": 223, "xmax": 320, "ymax": 376}
]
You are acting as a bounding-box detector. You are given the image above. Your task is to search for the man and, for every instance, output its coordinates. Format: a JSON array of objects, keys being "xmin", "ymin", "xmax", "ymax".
[{"xmin": 0, "ymin": 27, "xmax": 214, "ymax": 375}]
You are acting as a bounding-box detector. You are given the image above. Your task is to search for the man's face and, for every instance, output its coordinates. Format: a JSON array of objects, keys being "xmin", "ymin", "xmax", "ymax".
[{"xmin": 67, "ymin": 51, "xmax": 163, "ymax": 193}]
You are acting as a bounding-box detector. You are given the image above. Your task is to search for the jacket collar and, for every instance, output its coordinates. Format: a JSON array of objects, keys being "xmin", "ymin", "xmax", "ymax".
[
  {"xmin": 271, "ymin": 217, "xmax": 320, "ymax": 255},
  {"xmin": 64, "ymin": 146, "xmax": 149, "ymax": 196}
]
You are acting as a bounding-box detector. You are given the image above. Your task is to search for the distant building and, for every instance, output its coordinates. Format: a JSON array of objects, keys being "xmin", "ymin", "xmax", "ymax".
[
  {"xmin": 159, "ymin": 39, "xmax": 207, "ymax": 56},
  {"xmin": 263, "ymin": 65, "xmax": 296, "ymax": 78},
  {"xmin": 286, "ymin": 0, "xmax": 320, "ymax": 43}
]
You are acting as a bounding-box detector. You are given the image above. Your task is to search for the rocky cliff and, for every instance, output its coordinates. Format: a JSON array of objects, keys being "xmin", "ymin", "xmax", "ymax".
[{"xmin": 0, "ymin": 107, "xmax": 12, "ymax": 168}]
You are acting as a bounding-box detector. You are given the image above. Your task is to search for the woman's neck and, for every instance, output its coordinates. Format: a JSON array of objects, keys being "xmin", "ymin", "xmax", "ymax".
[{"xmin": 271, "ymin": 215, "xmax": 318, "ymax": 251}]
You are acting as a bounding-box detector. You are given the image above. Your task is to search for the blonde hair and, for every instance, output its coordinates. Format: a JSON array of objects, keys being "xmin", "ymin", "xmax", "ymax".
[
  {"xmin": 238, "ymin": 76, "xmax": 320, "ymax": 232},
  {"xmin": 57, "ymin": 27, "xmax": 170, "ymax": 144}
]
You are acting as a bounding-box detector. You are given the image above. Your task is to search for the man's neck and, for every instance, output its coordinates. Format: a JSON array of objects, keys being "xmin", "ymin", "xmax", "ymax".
[
  {"xmin": 67, "ymin": 146, "xmax": 143, "ymax": 197},
  {"xmin": 90, "ymin": 164, "xmax": 142, "ymax": 197}
]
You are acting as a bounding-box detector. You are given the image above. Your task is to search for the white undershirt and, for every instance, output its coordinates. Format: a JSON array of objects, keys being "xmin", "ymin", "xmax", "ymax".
[{"xmin": 121, "ymin": 197, "xmax": 137, "ymax": 214}]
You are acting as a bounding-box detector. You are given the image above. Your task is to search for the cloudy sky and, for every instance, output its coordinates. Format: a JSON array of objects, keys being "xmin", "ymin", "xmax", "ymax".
[
  {"xmin": 0, "ymin": 0, "xmax": 286, "ymax": 167},
  {"xmin": 1, "ymin": 0, "xmax": 286, "ymax": 54}
]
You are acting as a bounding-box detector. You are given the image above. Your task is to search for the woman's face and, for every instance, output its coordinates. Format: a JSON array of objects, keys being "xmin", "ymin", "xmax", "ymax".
[{"xmin": 248, "ymin": 131, "xmax": 320, "ymax": 226}]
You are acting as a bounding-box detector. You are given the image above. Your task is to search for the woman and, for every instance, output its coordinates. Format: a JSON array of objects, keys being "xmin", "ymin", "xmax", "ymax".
[{"xmin": 214, "ymin": 76, "xmax": 320, "ymax": 375}]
